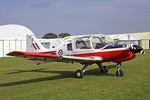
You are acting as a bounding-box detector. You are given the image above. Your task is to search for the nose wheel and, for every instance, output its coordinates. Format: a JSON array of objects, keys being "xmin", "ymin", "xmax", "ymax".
[
  {"xmin": 116, "ymin": 63, "xmax": 124, "ymax": 77},
  {"xmin": 116, "ymin": 69, "xmax": 124, "ymax": 77}
]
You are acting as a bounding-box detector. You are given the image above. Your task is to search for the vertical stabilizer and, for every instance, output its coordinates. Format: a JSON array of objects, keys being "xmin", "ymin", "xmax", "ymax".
[{"xmin": 26, "ymin": 35, "xmax": 48, "ymax": 52}]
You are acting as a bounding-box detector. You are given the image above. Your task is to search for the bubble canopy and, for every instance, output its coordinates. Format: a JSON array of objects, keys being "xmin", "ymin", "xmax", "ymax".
[{"xmin": 75, "ymin": 36, "xmax": 109, "ymax": 50}]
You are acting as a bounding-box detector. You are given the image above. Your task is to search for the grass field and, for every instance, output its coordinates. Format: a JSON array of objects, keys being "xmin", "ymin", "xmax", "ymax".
[{"xmin": 0, "ymin": 50, "xmax": 150, "ymax": 100}]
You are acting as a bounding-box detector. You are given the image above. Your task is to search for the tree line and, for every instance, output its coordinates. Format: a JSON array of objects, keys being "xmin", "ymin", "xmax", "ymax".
[{"xmin": 42, "ymin": 33, "xmax": 71, "ymax": 39}]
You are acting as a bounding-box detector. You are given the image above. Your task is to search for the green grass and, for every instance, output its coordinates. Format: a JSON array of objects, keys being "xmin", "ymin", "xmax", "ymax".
[{"xmin": 0, "ymin": 50, "xmax": 150, "ymax": 100}]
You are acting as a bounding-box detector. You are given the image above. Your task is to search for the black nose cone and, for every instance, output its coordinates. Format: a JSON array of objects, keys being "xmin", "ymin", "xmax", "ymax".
[{"xmin": 131, "ymin": 45, "xmax": 143, "ymax": 53}]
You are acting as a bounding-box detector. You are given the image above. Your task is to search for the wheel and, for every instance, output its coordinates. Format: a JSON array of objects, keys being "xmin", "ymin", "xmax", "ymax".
[
  {"xmin": 75, "ymin": 70, "xmax": 84, "ymax": 78},
  {"xmin": 116, "ymin": 70, "xmax": 124, "ymax": 77},
  {"xmin": 101, "ymin": 66, "xmax": 108, "ymax": 73},
  {"xmin": 103, "ymin": 66, "xmax": 108, "ymax": 73}
]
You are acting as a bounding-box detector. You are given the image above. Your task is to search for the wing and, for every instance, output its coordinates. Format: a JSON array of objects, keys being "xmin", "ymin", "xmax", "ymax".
[
  {"xmin": 7, "ymin": 51, "xmax": 59, "ymax": 61},
  {"xmin": 7, "ymin": 51, "xmax": 103, "ymax": 63}
]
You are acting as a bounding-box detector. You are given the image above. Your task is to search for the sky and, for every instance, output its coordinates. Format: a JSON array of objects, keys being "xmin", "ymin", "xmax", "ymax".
[{"xmin": 0, "ymin": 0, "xmax": 150, "ymax": 37}]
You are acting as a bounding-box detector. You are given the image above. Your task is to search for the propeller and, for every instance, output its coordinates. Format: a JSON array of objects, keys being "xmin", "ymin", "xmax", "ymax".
[
  {"xmin": 128, "ymin": 44, "xmax": 145, "ymax": 54},
  {"xmin": 140, "ymin": 50, "xmax": 145, "ymax": 54}
]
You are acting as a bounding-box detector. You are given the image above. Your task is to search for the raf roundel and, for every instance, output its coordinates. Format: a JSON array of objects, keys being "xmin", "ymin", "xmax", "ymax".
[{"xmin": 58, "ymin": 49, "xmax": 63, "ymax": 56}]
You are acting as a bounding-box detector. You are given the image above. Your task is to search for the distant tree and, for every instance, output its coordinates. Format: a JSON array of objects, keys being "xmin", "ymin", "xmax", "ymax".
[
  {"xmin": 42, "ymin": 33, "xmax": 58, "ymax": 39},
  {"xmin": 59, "ymin": 33, "xmax": 71, "ymax": 38}
]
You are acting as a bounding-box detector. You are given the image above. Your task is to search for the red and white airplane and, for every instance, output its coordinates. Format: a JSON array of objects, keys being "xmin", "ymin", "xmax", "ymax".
[{"xmin": 7, "ymin": 35, "xmax": 144, "ymax": 78}]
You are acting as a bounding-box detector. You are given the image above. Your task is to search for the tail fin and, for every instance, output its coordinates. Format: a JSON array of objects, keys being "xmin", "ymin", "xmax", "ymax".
[{"xmin": 26, "ymin": 35, "xmax": 48, "ymax": 52}]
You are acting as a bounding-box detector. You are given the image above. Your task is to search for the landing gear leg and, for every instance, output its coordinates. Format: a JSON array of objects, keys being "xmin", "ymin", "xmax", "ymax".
[
  {"xmin": 97, "ymin": 63, "xmax": 108, "ymax": 73},
  {"xmin": 116, "ymin": 63, "xmax": 124, "ymax": 77},
  {"xmin": 75, "ymin": 64, "xmax": 90, "ymax": 78}
]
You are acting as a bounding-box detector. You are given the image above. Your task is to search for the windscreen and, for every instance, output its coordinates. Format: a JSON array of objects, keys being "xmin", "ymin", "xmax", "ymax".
[{"xmin": 92, "ymin": 37, "xmax": 108, "ymax": 49}]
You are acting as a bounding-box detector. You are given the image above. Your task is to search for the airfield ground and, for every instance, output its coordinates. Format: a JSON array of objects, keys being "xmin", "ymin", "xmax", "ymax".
[{"xmin": 0, "ymin": 50, "xmax": 150, "ymax": 100}]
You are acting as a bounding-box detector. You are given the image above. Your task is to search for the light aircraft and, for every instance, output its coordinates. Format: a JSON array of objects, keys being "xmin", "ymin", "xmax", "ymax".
[{"xmin": 7, "ymin": 35, "xmax": 144, "ymax": 78}]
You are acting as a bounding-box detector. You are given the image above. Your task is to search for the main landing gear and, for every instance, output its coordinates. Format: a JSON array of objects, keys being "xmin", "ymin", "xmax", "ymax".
[
  {"xmin": 75, "ymin": 63, "xmax": 109, "ymax": 78},
  {"xmin": 97, "ymin": 63, "xmax": 124, "ymax": 77},
  {"xmin": 97, "ymin": 63, "xmax": 109, "ymax": 73},
  {"xmin": 75, "ymin": 63, "xmax": 124, "ymax": 78},
  {"xmin": 75, "ymin": 64, "xmax": 90, "ymax": 78},
  {"xmin": 116, "ymin": 63, "xmax": 124, "ymax": 77}
]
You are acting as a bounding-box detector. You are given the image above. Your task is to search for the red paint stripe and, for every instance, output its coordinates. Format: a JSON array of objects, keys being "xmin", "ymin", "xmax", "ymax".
[
  {"xmin": 35, "ymin": 43, "xmax": 40, "ymax": 49},
  {"xmin": 40, "ymin": 51, "xmax": 56, "ymax": 53},
  {"xmin": 7, "ymin": 51, "xmax": 59, "ymax": 58}
]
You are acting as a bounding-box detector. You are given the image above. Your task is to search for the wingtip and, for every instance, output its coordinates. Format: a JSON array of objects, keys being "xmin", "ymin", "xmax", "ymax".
[
  {"xmin": 7, "ymin": 51, "xmax": 15, "ymax": 56},
  {"xmin": 7, "ymin": 51, "xmax": 24, "ymax": 56}
]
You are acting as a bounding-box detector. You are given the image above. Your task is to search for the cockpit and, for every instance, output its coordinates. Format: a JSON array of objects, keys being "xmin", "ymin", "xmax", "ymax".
[{"xmin": 75, "ymin": 36, "xmax": 109, "ymax": 50}]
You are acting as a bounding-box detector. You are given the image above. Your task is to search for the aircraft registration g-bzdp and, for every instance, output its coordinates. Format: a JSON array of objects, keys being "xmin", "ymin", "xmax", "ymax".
[{"xmin": 7, "ymin": 35, "xmax": 144, "ymax": 78}]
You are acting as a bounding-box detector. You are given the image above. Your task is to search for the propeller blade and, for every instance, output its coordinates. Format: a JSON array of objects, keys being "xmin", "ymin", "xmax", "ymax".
[{"xmin": 140, "ymin": 50, "xmax": 145, "ymax": 54}]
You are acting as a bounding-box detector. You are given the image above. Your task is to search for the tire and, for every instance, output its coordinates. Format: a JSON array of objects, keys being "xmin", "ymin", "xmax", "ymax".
[
  {"xmin": 103, "ymin": 66, "xmax": 108, "ymax": 73},
  {"xmin": 75, "ymin": 70, "xmax": 83, "ymax": 78},
  {"xmin": 101, "ymin": 66, "xmax": 108, "ymax": 73},
  {"xmin": 116, "ymin": 70, "xmax": 124, "ymax": 77}
]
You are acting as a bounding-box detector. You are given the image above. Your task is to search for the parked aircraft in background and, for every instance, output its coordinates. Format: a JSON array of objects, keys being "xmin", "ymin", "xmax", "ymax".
[{"xmin": 7, "ymin": 35, "xmax": 144, "ymax": 78}]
